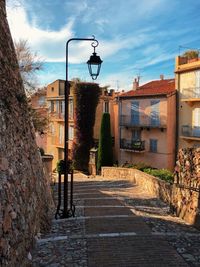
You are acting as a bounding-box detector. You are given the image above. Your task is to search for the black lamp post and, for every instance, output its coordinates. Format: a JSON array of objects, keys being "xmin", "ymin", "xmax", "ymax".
[{"xmin": 55, "ymin": 36, "xmax": 102, "ymax": 219}]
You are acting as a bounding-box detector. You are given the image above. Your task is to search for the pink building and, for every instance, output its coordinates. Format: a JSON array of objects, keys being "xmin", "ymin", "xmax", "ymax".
[{"xmin": 118, "ymin": 78, "xmax": 176, "ymax": 170}]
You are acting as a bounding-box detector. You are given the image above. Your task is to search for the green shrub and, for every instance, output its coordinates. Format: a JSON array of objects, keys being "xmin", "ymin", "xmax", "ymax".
[
  {"xmin": 121, "ymin": 162, "xmax": 152, "ymax": 170},
  {"xmin": 143, "ymin": 168, "xmax": 173, "ymax": 183},
  {"xmin": 97, "ymin": 113, "xmax": 113, "ymax": 172},
  {"xmin": 132, "ymin": 162, "xmax": 152, "ymax": 171},
  {"xmin": 56, "ymin": 160, "xmax": 65, "ymax": 174},
  {"xmin": 119, "ymin": 161, "xmax": 173, "ymax": 183}
]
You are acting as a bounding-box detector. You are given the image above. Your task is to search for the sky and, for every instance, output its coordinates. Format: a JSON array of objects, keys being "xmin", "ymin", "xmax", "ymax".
[{"xmin": 6, "ymin": 0, "xmax": 200, "ymax": 90}]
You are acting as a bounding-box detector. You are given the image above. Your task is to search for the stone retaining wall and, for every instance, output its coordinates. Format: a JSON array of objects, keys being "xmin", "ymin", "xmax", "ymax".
[
  {"xmin": 101, "ymin": 167, "xmax": 171, "ymax": 204},
  {"xmin": 171, "ymin": 148, "xmax": 200, "ymax": 227},
  {"xmin": 0, "ymin": 3, "xmax": 53, "ymax": 266},
  {"xmin": 102, "ymin": 147, "xmax": 200, "ymax": 229}
]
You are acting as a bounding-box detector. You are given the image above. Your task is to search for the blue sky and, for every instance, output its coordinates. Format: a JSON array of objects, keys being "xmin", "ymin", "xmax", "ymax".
[{"xmin": 7, "ymin": 0, "xmax": 200, "ymax": 90}]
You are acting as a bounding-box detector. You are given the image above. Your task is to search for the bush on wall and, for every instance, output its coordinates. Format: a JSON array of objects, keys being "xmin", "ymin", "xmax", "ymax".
[{"xmin": 72, "ymin": 81, "xmax": 101, "ymax": 172}]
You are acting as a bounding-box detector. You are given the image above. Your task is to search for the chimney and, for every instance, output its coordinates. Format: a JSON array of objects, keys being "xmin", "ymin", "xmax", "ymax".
[
  {"xmin": 109, "ymin": 89, "xmax": 114, "ymax": 96},
  {"xmin": 133, "ymin": 78, "xmax": 139, "ymax": 90},
  {"xmin": 160, "ymin": 74, "xmax": 164, "ymax": 80}
]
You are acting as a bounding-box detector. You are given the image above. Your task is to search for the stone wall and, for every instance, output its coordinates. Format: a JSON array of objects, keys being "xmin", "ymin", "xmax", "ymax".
[
  {"xmin": 102, "ymin": 147, "xmax": 200, "ymax": 228},
  {"xmin": 42, "ymin": 155, "xmax": 54, "ymax": 183},
  {"xmin": 0, "ymin": 2, "xmax": 53, "ymax": 266},
  {"xmin": 171, "ymin": 148, "xmax": 200, "ymax": 227},
  {"xmin": 101, "ymin": 167, "xmax": 171, "ymax": 203}
]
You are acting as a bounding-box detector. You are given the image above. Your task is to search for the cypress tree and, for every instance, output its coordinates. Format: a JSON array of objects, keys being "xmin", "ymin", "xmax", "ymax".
[{"xmin": 97, "ymin": 113, "xmax": 113, "ymax": 172}]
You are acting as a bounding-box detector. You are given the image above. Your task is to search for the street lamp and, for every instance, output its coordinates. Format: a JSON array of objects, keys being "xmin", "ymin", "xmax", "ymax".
[
  {"xmin": 55, "ymin": 36, "xmax": 102, "ymax": 219},
  {"xmin": 87, "ymin": 41, "xmax": 103, "ymax": 80}
]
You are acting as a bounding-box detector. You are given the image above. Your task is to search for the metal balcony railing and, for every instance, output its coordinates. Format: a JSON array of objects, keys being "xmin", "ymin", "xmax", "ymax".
[
  {"xmin": 120, "ymin": 139, "xmax": 145, "ymax": 151},
  {"xmin": 181, "ymin": 87, "xmax": 200, "ymax": 99},
  {"xmin": 182, "ymin": 125, "xmax": 200, "ymax": 138},
  {"xmin": 120, "ymin": 115, "xmax": 166, "ymax": 128}
]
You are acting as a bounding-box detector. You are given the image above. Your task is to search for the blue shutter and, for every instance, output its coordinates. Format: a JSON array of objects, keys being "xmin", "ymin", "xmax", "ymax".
[
  {"xmin": 150, "ymin": 100, "xmax": 160, "ymax": 126},
  {"xmin": 150, "ymin": 139, "xmax": 157, "ymax": 152},
  {"xmin": 131, "ymin": 101, "xmax": 139, "ymax": 125}
]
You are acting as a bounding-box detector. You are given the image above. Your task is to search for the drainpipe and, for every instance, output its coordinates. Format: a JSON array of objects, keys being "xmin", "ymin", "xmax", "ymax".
[
  {"xmin": 119, "ymin": 98, "xmax": 122, "ymax": 165},
  {"xmin": 175, "ymin": 78, "xmax": 179, "ymax": 167}
]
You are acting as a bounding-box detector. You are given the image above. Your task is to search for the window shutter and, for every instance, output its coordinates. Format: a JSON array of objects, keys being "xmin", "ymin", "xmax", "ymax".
[{"xmin": 131, "ymin": 101, "xmax": 139, "ymax": 125}]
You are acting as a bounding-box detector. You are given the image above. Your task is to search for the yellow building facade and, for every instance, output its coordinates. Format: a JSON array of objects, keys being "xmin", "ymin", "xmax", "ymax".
[
  {"xmin": 175, "ymin": 56, "xmax": 200, "ymax": 148},
  {"xmin": 46, "ymin": 80, "xmax": 74, "ymax": 169}
]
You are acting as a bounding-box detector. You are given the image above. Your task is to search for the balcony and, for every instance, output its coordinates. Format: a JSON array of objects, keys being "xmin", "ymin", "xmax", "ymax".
[
  {"xmin": 120, "ymin": 139, "xmax": 145, "ymax": 152},
  {"xmin": 181, "ymin": 88, "xmax": 200, "ymax": 103},
  {"xmin": 120, "ymin": 115, "xmax": 166, "ymax": 129},
  {"xmin": 181, "ymin": 125, "xmax": 200, "ymax": 141}
]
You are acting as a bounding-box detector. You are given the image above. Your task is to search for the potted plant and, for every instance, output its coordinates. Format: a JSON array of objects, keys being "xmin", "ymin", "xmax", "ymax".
[{"xmin": 182, "ymin": 50, "xmax": 199, "ymax": 63}]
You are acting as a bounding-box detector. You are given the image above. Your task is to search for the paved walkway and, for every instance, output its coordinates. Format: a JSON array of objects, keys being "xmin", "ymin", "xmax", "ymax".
[{"xmin": 31, "ymin": 174, "xmax": 200, "ymax": 267}]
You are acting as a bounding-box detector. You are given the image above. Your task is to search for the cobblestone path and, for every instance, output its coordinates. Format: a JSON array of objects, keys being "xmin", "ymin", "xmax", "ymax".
[{"xmin": 31, "ymin": 175, "xmax": 200, "ymax": 267}]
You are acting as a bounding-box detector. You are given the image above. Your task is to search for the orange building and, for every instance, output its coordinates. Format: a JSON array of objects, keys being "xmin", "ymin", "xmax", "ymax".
[
  {"xmin": 175, "ymin": 55, "xmax": 200, "ymax": 148},
  {"xmin": 30, "ymin": 88, "xmax": 48, "ymax": 152},
  {"xmin": 118, "ymin": 77, "xmax": 176, "ymax": 170}
]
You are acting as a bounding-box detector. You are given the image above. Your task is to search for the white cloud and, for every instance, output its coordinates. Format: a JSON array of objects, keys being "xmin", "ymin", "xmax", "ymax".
[
  {"xmin": 7, "ymin": 5, "xmax": 144, "ymax": 63},
  {"xmin": 7, "ymin": 5, "xmax": 74, "ymax": 62}
]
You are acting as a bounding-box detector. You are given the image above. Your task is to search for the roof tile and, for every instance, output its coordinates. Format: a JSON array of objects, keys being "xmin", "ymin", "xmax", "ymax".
[{"xmin": 120, "ymin": 79, "xmax": 175, "ymax": 98}]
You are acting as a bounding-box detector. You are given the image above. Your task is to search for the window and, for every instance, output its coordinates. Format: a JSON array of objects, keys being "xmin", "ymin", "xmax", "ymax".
[
  {"xmin": 193, "ymin": 108, "xmax": 200, "ymax": 137},
  {"xmin": 47, "ymin": 101, "xmax": 51, "ymax": 111},
  {"xmin": 59, "ymin": 82, "xmax": 65, "ymax": 95},
  {"xmin": 69, "ymin": 99, "xmax": 74, "ymax": 119},
  {"xmin": 131, "ymin": 101, "xmax": 139, "ymax": 125},
  {"xmin": 49, "ymin": 123, "xmax": 55, "ymax": 135},
  {"xmin": 104, "ymin": 101, "xmax": 109, "ymax": 113},
  {"xmin": 56, "ymin": 101, "xmax": 59, "ymax": 113},
  {"xmin": 59, "ymin": 125, "xmax": 64, "ymax": 144},
  {"xmin": 132, "ymin": 129, "xmax": 141, "ymax": 141},
  {"xmin": 150, "ymin": 100, "xmax": 160, "ymax": 126},
  {"xmin": 150, "ymin": 139, "xmax": 157, "ymax": 153},
  {"xmin": 58, "ymin": 148, "xmax": 64, "ymax": 160},
  {"xmin": 69, "ymin": 126, "xmax": 74, "ymax": 140},
  {"xmin": 50, "ymin": 101, "xmax": 55, "ymax": 112},
  {"xmin": 196, "ymin": 70, "xmax": 200, "ymax": 87},
  {"xmin": 51, "ymin": 87, "xmax": 54, "ymax": 92},
  {"xmin": 195, "ymin": 70, "xmax": 200, "ymax": 97},
  {"xmin": 59, "ymin": 101, "xmax": 65, "ymax": 115},
  {"xmin": 38, "ymin": 96, "xmax": 45, "ymax": 106}
]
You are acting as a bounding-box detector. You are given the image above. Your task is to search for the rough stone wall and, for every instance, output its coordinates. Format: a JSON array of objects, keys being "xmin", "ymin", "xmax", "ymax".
[
  {"xmin": 171, "ymin": 148, "xmax": 200, "ymax": 227},
  {"xmin": 0, "ymin": 2, "xmax": 53, "ymax": 266},
  {"xmin": 101, "ymin": 167, "xmax": 171, "ymax": 203}
]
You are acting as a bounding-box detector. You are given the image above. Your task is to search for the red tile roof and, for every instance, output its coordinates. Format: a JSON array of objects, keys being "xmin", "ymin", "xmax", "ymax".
[{"xmin": 120, "ymin": 79, "xmax": 175, "ymax": 98}]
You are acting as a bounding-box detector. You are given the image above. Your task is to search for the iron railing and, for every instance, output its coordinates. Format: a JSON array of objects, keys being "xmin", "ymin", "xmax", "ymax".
[
  {"xmin": 120, "ymin": 139, "xmax": 145, "ymax": 151},
  {"xmin": 182, "ymin": 125, "xmax": 200, "ymax": 138},
  {"xmin": 120, "ymin": 115, "xmax": 166, "ymax": 128}
]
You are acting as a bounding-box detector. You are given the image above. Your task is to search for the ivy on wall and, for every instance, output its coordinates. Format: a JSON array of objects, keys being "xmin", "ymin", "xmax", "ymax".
[{"xmin": 72, "ymin": 82, "xmax": 101, "ymax": 172}]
